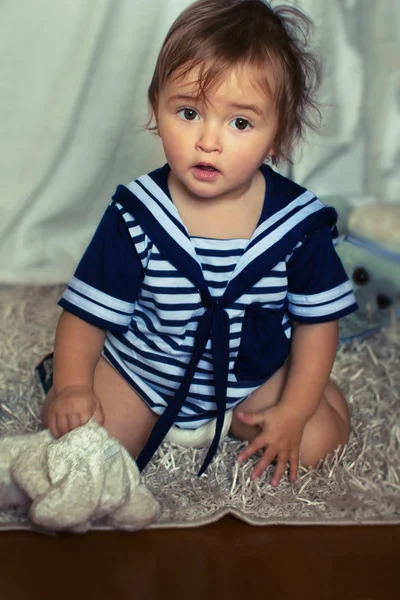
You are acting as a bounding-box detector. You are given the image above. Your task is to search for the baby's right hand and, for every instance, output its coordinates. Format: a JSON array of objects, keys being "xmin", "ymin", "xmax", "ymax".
[{"xmin": 48, "ymin": 385, "xmax": 105, "ymax": 439}]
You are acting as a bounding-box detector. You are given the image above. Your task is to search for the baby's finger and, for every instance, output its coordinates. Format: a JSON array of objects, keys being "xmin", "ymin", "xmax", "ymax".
[
  {"xmin": 250, "ymin": 447, "xmax": 277, "ymax": 480},
  {"xmin": 237, "ymin": 411, "xmax": 265, "ymax": 426},
  {"xmin": 67, "ymin": 412, "xmax": 82, "ymax": 432},
  {"xmin": 48, "ymin": 411, "xmax": 59, "ymax": 439},
  {"xmin": 237, "ymin": 435, "xmax": 265, "ymax": 463},
  {"xmin": 288, "ymin": 449, "xmax": 300, "ymax": 483},
  {"xmin": 55, "ymin": 413, "xmax": 70, "ymax": 438},
  {"xmin": 94, "ymin": 401, "xmax": 105, "ymax": 426},
  {"xmin": 270, "ymin": 454, "xmax": 289, "ymax": 487}
]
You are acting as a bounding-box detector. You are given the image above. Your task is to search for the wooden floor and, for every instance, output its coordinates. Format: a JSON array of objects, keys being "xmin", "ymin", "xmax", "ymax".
[{"xmin": 0, "ymin": 517, "xmax": 399, "ymax": 600}]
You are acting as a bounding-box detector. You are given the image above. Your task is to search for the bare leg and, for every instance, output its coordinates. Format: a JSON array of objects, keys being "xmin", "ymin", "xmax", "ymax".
[
  {"xmin": 41, "ymin": 356, "xmax": 158, "ymax": 458},
  {"xmin": 230, "ymin": 362, "xmax": 350, "ymax": 467}
]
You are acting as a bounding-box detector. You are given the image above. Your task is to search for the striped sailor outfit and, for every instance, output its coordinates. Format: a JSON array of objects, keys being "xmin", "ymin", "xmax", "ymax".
[{"xmin": 59, "ymin": 163, "xmax": 358, "ymax": 473}]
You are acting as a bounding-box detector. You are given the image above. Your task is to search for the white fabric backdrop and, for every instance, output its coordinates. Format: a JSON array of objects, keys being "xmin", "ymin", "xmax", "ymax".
[{"xmin": 1, "ymin": 0, "xmax": 399, "ymax": 283}]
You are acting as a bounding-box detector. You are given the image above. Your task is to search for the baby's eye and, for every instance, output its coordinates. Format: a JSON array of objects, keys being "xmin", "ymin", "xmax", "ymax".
[
  {"xmin": 177, "ymin": 108, "xmax": 199, "ymax": 121},
  {"xmin": 230, "ymin": 118, "xmax": 252, "ymax": 131}
]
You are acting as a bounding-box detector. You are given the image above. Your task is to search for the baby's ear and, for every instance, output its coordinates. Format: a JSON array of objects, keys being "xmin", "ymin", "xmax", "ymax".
[
  {"xmin": 153, "ymin": 103, "xmax": 161, "ymax": 135},
  {"xmin": 265, "ymin": 147, "xmax": 277, "ymax": 166},
  {"xmin": 267, "ymin": 146, "xmax": 275, "ymax": 158},
  {"xmin": 154, "ymin": 118, "xmax": 161, "ymax": 137}
]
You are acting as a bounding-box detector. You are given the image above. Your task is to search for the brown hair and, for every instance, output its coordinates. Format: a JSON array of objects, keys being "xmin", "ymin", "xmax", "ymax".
[{"xmin": 147, "ymin": 0, "xmax": 322, "ymax": 164}]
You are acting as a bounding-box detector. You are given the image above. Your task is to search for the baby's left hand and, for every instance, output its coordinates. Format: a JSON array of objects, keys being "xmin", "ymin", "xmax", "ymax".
[{"xmin": 236, "ymin": 404, "xmax": 307, "ymax": 486}]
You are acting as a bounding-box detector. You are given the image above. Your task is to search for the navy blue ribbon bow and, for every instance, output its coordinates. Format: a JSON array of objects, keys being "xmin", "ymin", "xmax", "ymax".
[{"xmin": 136, "ymin": 293, "xmax": 230, "ymax": 475}]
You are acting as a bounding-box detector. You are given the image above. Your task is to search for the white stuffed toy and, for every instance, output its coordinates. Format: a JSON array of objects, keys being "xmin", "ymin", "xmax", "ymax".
[
  {"xmin": 0, "ymin": 418, "xmax": 159, "ymax": 533},
  {"xmin": 322, "ymin": 196, "xmax": 400, "ymax": 341}
]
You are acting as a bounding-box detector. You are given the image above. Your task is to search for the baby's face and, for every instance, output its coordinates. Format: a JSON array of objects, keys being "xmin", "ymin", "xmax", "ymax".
[{"xmin": 156, "ymin": 64, "xmax": 278, "ymax": 204}]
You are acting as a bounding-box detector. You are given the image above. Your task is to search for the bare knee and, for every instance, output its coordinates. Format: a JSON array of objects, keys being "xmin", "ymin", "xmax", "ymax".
[
  {"xmin": 325, "ymin": 380, "xmax": 351, "ymax": 436},
  {"xmin": 300, "ymin": 386, "xmax": 350, "ymax": 467}
]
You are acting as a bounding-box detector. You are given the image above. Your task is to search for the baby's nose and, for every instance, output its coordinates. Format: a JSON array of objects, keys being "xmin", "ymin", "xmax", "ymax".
[{"xmin": 196, "ymin": 125, "xmax": 222, "ymax": 152}]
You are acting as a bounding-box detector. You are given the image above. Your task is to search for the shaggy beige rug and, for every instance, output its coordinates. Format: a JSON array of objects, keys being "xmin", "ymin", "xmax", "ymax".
[{"xmin": 0, "ymin": 284, "xmax": 399, "ymax": 530}]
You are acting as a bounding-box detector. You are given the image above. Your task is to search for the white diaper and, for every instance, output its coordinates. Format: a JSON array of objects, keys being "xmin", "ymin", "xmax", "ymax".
[{"xmin": 165, "ymin": 410, "xmax": 233, "ymax": 448}]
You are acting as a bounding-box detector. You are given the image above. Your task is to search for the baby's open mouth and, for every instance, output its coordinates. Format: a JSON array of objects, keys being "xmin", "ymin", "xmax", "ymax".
[
  {"xmin": 195, "ymin": 164, "xmax": 218, "ymax": 171},
  {"xmin": 191, "ymin": 164, "xmax": 221, "ymax": 180}
]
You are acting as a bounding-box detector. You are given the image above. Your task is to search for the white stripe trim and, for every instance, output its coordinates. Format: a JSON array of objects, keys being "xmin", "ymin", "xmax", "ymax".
[
  {"xmin": 273, "ymin": 262, "xmax": 286, "ymax": 272},
  {"xmin": 62, "ymin": 289, "xmax": 132, "ymax": 326},
  {"xmin": 138, "ymin": 174, "xmax": 180, "ymax": 221},
  {"xmin": 108, "ymin": 333, "xmax": 212, "ymax": 373},
  {"xmin": 289, "ymin": 292, "xmax": 356, "ymax": 317},
  {"xmin": 191, "ymin": 237, "xmax": 248, "ymax": 250},
  {"xmin": 134, "ymin": 308, "xmax": 244, "ymax": 337},
  {"xmin": 286, "ymin": 240, "xmax": 303, "ymax": 260},
  {"xmin": 139, "ymin": 300, "xmax": 202, "ymax": 321},
  {"xmin": 239, "ymin": 293, "xmax": 286, "ymax": 305},
  {"xmin": 251, "ymin": 190, "xmax": 316, "ymax": 242},
  {"xmin": 144, "ymin": 275, "xmax": 197, "ymax": 289},
  {"xmin": 231, "ymin": 199, "xmax": 324, "ymax": 281},
  {"xmin": 139, "ymin": 291, "xmax": 201, "ymax": 307},
  {"xmin": 253, "ymin": 277, "xmax": 287, "ymax": 288},
  {"xmin": 126, "ymin": 181, "xmax": 200, "ymax": 265},
  {"xmin": 288, "ymin": 281, "xmax": 354, "ymax": 306},
  {"xmin": 110, "ymin": 344, "xmax": 218, "ymax": 394},
  {"xmin": 191, "ymin": 269, "xmax": 233, "ymax": 284},
  {"xmin": 105, "ymin": 343, "xmax": 169, "ymax": 406},
  {"xmin": 123, "ymin": 326, "xmax": 240, "ymax": 356},
  {"xmin": 152, "ymin": 256, "xmax": 241, "ymax": 270},
  {"xmin": 140, "ymin": 292, "xmax": 200, "ymax": 304},
  {"xmin": 69, "ymin": 276, "xmax": 134, "ymax": 313}
]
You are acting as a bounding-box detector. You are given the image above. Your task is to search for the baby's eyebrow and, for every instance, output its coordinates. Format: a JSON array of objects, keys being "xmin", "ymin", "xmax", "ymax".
[
  {"xmin": 227, "ymin": 102, "xmax": 265, "ymax": 119},
  {"xmin": 168, "ymin": 94, "xmax": 199, "ymax": 104}
]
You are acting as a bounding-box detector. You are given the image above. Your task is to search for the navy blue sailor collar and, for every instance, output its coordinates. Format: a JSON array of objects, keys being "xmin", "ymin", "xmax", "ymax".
[{"xmin": 112, "ymin": 164, "xmax": 338, "ymax": 474}]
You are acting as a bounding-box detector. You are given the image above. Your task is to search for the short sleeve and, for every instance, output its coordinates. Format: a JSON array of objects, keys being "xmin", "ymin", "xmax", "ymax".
[
  {"xmin": 58, "ymin": 202, "xmax": 143, "ymax": 333},
  {"xmin": 287, "ymin": 225, "xmax": 358, "ymax": 323}
]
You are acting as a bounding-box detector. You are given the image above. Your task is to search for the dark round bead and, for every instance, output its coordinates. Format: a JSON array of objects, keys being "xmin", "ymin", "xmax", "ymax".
[
  {"xmin": 352, "ymin": 267, "xmax": 370, "ymax": 285},
  {"xmin": 376, "ymin": 294, "xmax": 392, "ymax": 309}
]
